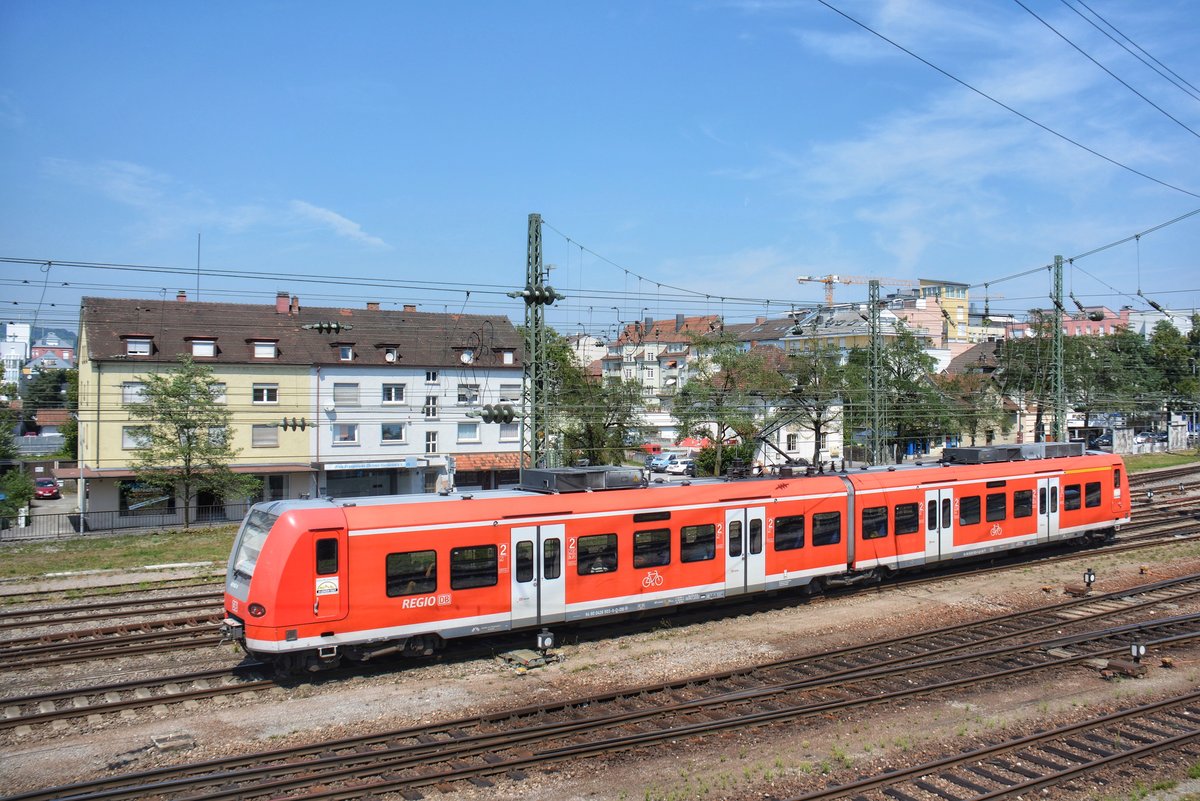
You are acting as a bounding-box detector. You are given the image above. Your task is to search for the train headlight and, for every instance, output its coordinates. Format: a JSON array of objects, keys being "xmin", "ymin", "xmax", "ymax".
[{"xmin": 248, "ymin": 603, "xmax": 267, "ymax": 618}]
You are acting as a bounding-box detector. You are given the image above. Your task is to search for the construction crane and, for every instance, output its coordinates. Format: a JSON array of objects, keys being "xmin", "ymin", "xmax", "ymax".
[{"xmin": 797, "ymin": 274, "xmax": 921, "ymax": 307}]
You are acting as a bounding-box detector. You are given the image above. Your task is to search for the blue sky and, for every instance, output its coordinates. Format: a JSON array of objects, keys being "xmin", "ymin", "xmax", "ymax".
[{"xmin": 2, "ymin": 0, "xmax": 1198, "ymax": 339}]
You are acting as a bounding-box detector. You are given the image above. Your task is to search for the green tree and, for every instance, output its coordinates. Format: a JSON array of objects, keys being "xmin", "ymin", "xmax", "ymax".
[
  {"xmin": 936, "ymin": 369, "xmax": 1009, "ymax": 446},
  {"xmin": 1149, "ymin": 319, "xmax": 1200, "ymax": 414},
  {"xmin": 56, "ymin": 370, "xmax": 79, "ymax": 458},
  {"xmin": 20, "ymin": 368, "xmax": 69, "ymax": 410},
  {"xmin": 777, "ymin": 343, "xmax": 846, "ymax": 465},
  {"xmin": 127, "ymin": 355, "xmax": 260, "ymax": 528},
  {"xmin": 0, "ymin": 469, "xmax": 34, "ymax": 520},
  {"xmin": 672, "ymin": 333, "xmax": 791, "ymax": 475},
  {"xmin": 542, "ymin": 330, "xmax": 644, "ymax": 466}
]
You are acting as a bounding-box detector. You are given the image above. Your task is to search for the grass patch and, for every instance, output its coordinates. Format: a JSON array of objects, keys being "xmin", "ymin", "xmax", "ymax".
[
  {"xmin": 0, "ymin": 525, "xmax": 238, "ymax": 578},
  {"xmin": 1124, "ymin": 451, "xmax": 1200, "ymax": 473}
]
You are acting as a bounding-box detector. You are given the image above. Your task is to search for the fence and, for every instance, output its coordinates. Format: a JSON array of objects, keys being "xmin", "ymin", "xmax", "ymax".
[{"xmin": 0, "ymin": 502, "xmax": 252, "ymax": 542}]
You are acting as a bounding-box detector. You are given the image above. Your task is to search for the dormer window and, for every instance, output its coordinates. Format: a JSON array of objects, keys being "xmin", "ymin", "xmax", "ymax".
[
  {"xmin": 253, "ymin": 341, "xmax": 277, "ymax": 359},
  {"xmin": 191, "ymin": 339, "xmax": 216, "ymax": 358},
  {"xmin": 338, "ymin": 344, "xmax": 354, "ymax": 361},
  {"xmin": 382, "ymin": 346, "xmax": 399, "ymax": 363},
  {"xmin": 502, "ymin": 350, "xmax": 515, "ymax": 365},
  {"xmin": 125, "ymin": 337, "xmax": 152, "ymax": 356}
]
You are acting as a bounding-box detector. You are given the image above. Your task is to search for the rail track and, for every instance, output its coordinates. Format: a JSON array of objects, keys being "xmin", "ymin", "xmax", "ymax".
[
  {"xmin": 786, "ymin": 691, "xmax": 1200, "ymax": 800},
  {"xmin": 7, "ymin": 573, "xmax": 1200, "ymax": 799}
]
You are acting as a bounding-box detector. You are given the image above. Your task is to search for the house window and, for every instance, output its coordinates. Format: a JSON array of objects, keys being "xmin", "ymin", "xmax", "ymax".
[
  {"xmin": 457, "ymin": 384, "xmax": 479, "ymax": 405},
  {"xmin": 191, "ymin": 340, "xmax": 216, "ymax": 357},
  {"xmin": 383, "ymin": 347, "xmax": 399, "ymax": 363},
  {"xmin": 251, "ymin": 424, "xmax": 278, "ymax": 447},
  {"xmin": 332, "ymin": 383, "xmax": 360, "ymax": 407},
  {"xmin": 252, "ymin": 384, "xmax": 279, "ymax": 404},
  {"xmin": 253, "ymin": 341, "xmax": 277, "ymax": 359},
  {"xmin": 382, "ymin": 384, "xmax": 405, "ymax": 404},
  {"xmin": 502, "ymin": 350, "xmax": 514, "ymax": 365},
  {"xmin": 381, "ymin": 422, "xmax": 406, "ymax": 443},
  {"xmin": 338, "ymin": 345, "xmax": 353, "ymax": 361},
  {"xmin": 118, "ymin": 480, "xmax": 175, "ymax": 517},
  {"xmin": 121, "ymin": 382, "xmax": 147, "ymax": 405},
  {"xmin": 424, "ymin": 395, "xmax": 438, "ymax": 418},
  {"xmin": 425, "ymin": 430, "xmax": 438, "ymax": 453},
  {"xmin": 210, "ymin": 382, "xmax": 227, "ymax": 403},
  {"xmin": 499, "ymin": 422, "xmax": 519, "ymax": 442},
  {"xmin": 500, "ymin": 384, "xmax": 521, "ymax": 402},
  {"xmin": 332, "ymin": 424, "xmax": 359, "ymax": 445},
  {"xmin": 457, "ymin": 422, "xmax": 480, "ymax": 443},
  {"xmin": 121, "ymin": 426, "xmax": 150, "ymax": 449},
  {"xmin": 786, "ymin": 433, "xmax": 798, "ymax": 451},
  {"xmin": 207, "ymin": 426, "xmax": 227, "ymax": 446},
  {"xmin": 425, "ymin": 370, "xmax": 438, "ymax": 383},
  {"xmin": 126, "ymin": 338, "xmax": 151, "ymax": 356}
]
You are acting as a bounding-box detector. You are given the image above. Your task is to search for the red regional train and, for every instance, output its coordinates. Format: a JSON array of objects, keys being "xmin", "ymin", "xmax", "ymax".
[{"xmin": 222, "ymin": 443, "xmax": 1130, "ymax": 673}]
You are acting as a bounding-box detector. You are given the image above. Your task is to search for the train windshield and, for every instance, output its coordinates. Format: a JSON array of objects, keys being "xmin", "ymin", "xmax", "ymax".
[{"xmin": 231, "ymin": 509, "xmax": 277, "ymax": 580}]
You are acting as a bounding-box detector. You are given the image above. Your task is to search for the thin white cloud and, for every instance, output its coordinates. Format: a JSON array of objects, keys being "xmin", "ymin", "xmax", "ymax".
[
  {"xmin": 289, "ymin": 200, "xmax": 390, "ymax": 249},
  {"xmin": 0, "ymin": 91, "xmax": 26, "ymax": 129}
]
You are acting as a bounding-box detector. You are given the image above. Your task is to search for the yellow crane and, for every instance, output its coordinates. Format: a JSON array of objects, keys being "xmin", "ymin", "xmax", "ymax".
[{"xmin": 797, "ymin": 274, "xmax": 921, "ymax": 306}]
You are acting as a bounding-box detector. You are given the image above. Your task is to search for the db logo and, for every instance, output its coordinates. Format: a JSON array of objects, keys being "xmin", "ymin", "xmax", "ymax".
[{"xmin": 437, "ymin": 594, "xmax": 452, "ymax": 606}]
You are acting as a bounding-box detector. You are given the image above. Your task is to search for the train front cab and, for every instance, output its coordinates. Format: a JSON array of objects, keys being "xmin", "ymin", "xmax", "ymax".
[{"xmin": 224, "ymin": 502, "xmax": 350, "ymax": 671}]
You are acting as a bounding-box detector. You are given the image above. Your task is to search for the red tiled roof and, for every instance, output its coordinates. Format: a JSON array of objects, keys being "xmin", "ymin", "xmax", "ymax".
[{"xmin": 34, "ymin": 408, "xmax": 71, "ymax": 426}]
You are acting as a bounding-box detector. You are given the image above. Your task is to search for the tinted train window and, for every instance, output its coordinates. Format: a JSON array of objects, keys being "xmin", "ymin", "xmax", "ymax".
[
  {"xmin": 1085, "ymin": 482, "xmax": 1102, "ymax": 508},
  {"xmin": 728, "ymin": 519, "xmax": 743, "ymax": 558},
  {"xmin": 1014, "ymin": 490, "xmax": 1033, "ymax": 518},
  {"xmin": 1114, "ymin": 469, "xmax": 1121, "ymax": 490},
  {"xmin": 450, "ymin": 545, "xmax": 498, "ymax": 590},
  {"xmin": 315, "ymin": 538, "xmax": 338, "ymax": 575},
  {"xmin": 812, "ymin": 512, "xmax": 841, "ymax": 546},
  {"xmin": 544, "ymin": 539, "xmax": 561, "ymax": 580},
  {"xmin": 386, "ymin": 550, "xmax": 436, "ymax": 597},
  {"xmin": 578, "ymin": 533, "xmax": 618, "ymax": 575},
  {"xmin": 774, "ymin": 515, "xmax": 805, "ymax": 550},
  {"xmin": 986, "ymin": 492, "xmax": 1007, "ymax": 522},
  {"xmin": 1064, "ymin": 484, "xmax": 1082, "ymax": 511},
  {"xmin": 927, "ymin": 500, "xmax": 938, "ymax": 531},
  {"xmin": 681, "ymin": 524, "xmax": 717, "ymax": 562},
  {"xmin": 515, "ymin": 540, "xmax": 534, "ymax": 583},
  {"xmin": 959, "ymin": 496, "xmax": 981, "ymax": 526},
  {"xmin": 861, "ymin": 506, "xmax": 888, "ymax": 540},
  {"xmin": 633, "ymin": 529, "xmax": 671, "ymax": 568},
  {"xmin": 749, "ymin": 519, "xmax": 763, "ymax": 554},
  {"xmin": 895, "ymin": 503, "xmax": 920, "ymax": 535}
]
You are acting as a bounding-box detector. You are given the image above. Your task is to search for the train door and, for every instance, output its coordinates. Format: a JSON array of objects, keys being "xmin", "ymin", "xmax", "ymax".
[
  {"xmin": 310, "ymin": 528, "xmax": 348, "ymax": 622},
  {"xmin": 923, "ymin": 489, "xmax": 954, "ymax": 563},
  {"xmin": 724, "ymin": 506, "xmax": 766, "ymax": 596},
  {"xmin": 1037, "ymin": 477, "xmax": 1060, "ymax": 543},
  {"xmin": 510, "ymin": 524, "xmax": 566, "ymax": 629}
]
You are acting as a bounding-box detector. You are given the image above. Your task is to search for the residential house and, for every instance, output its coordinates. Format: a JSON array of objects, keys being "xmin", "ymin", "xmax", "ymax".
[{"xmin": 64, "ymin": 291, "xmax": 523, "ymax": 524}]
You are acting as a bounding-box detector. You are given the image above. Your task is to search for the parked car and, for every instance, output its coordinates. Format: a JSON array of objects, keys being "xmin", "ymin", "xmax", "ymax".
[
  {"xmin": 1133, "ymin": 431, "xmax": 1156, "ymax": 444},
  {"xmin": 649, "ymin": 452, "xmax": 687, "ymax": 472},
  {"xmin": 1155, "ymin": 431, "xmax": 1169, "ymax": 443},
  {"xmin": 1088, "ymin": 432, "xmax": 1112, "ymax": 449},
  {"xmin": 34, "ymin": 478, "xmax": 61, "ymax": 500},
  {"xmin": 665, "ymin": 458, "xmax": 696, "ymax": 477}
]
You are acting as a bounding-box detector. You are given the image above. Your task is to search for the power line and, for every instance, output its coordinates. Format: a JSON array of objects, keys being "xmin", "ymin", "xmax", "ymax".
[{"xmin": 815, "ymin": 0, "xmax": 1200, "ymax": 200}]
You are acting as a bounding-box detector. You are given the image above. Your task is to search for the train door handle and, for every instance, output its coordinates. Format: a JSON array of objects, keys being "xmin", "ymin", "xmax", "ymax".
[{"xmin": 314, "ymin": 600, "xmax": 319, "ymax": 615}]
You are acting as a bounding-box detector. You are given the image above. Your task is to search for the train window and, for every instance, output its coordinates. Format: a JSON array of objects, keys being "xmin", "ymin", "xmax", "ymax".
[
  {"xmin": 633, "ymin": 511, "xmax": 671, "ymax": 523},
  {"xmin": 1038, "ymin": 487, "xmax": 1046, "ymax": 513},
  {"xmin": 959, "ymin": 496, "xmax": 981, "ymax": 526},
  {"xmin": 927, "ymin": 500, "xmax": 937, "ymax": 531},
  {"xmin": 385, "ymin": 550, "xmax": 436, "ymax": 597},
  {"xmin": 812, "ymin": 512, "xmax": 841, "ymax": 546},
  {"xmin": 450, "ymin": 545, "xmax": 498, "ymax": 590},
  {"xmin": 315, "ymin": 538, "xmax": 338, "ymax": 575},
  {"xmin": 728, "ymin": 520, "xmax": 743, "ymax": 558},
  {"xmin": 681, "ymin": 524, "xmax": 717, "ymax": 562},
  {"xmin": 774, "ymin": 515, "xmax": 805, "ymax": 550},
  {"xmin": 941, "ymin": 499, "xmax": 951, "ymax": 528},
  {"xmin": 578, "ymin": 534, "xmax": 618, "ymax": 575},
  {"xmin": 986, "ymin": 493, "xmax": 1007, "ymax": 522},
  {"xmin": 1114, "ymin": 469, "xmax": 1121, "ymax": 490},
  {"xmin": 543, "ymin": 539, "xmax": 561, "ymax": 580},
  {"xmin": 895, "ymin": 503, "xmax": 920, "ymax": 535},
  {"xmin": 1064, "ymin": 484, "xmax": 1082, "ymax": 511},
  {"xmin": 861, "ymin": 506, "xmax": 888, "ymax": 540},
  {"xmin": 1014, "ymin": 490, "xmax": 1033, "ymax": 518},
  {"xmin": 986, "ymin": 480, "xmax": 1007, "ymax": 488},
  {"xmin": 515, "ymin": 541, "xmax": 534, "ymax": 583},
  {"xmin": 633, "ymin": 529, "xmax": 671, "ymax": 568},
  {"xmin": 1085, "ymin": 482, "xmax": 1102, "ymax": 508},
  {"xmin": 749, "ymin": 519, "xmax": 763, "ymax": 554},
  {"xmin": 1051, "ymin": 486, "xmax": 1058, "ymax": 513}
]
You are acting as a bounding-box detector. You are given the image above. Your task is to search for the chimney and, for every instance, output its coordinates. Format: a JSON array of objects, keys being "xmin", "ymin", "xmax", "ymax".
[
  {"xmin": 176, "ymin": 290, "xmax": 187, "ymax": 303},
  {"xmin": 366, "ymin": 302, "xmax": 380, "ymax": 311},
  {"xmin": 403, "ymin": 304, "xmax": 416, "ymax": 312},
  {"xmin": 290, "ymin": 295, "xmax": 299, "ymax": 316},
  {"xmin": 275, "ymin": 291, "xmax": 289, "ymax": 314},
  {"xmin": 675, "ymin": 313, "xmax": 685, "ymax": 332},
  {"xmin": 755, "ymin": 316, "xmax": 765, "ymax": 324}
]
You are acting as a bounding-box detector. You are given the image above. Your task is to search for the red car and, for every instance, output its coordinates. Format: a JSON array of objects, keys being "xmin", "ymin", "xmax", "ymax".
[{"xmin": 34, "ymin": 478, "xmax": 61, "ymax": 500}]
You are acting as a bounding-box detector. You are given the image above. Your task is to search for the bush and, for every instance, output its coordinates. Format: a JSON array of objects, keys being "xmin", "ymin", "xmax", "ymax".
[{"xmin": 0, "ymin": 469, "xmax": 34, "ymax": 519}]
